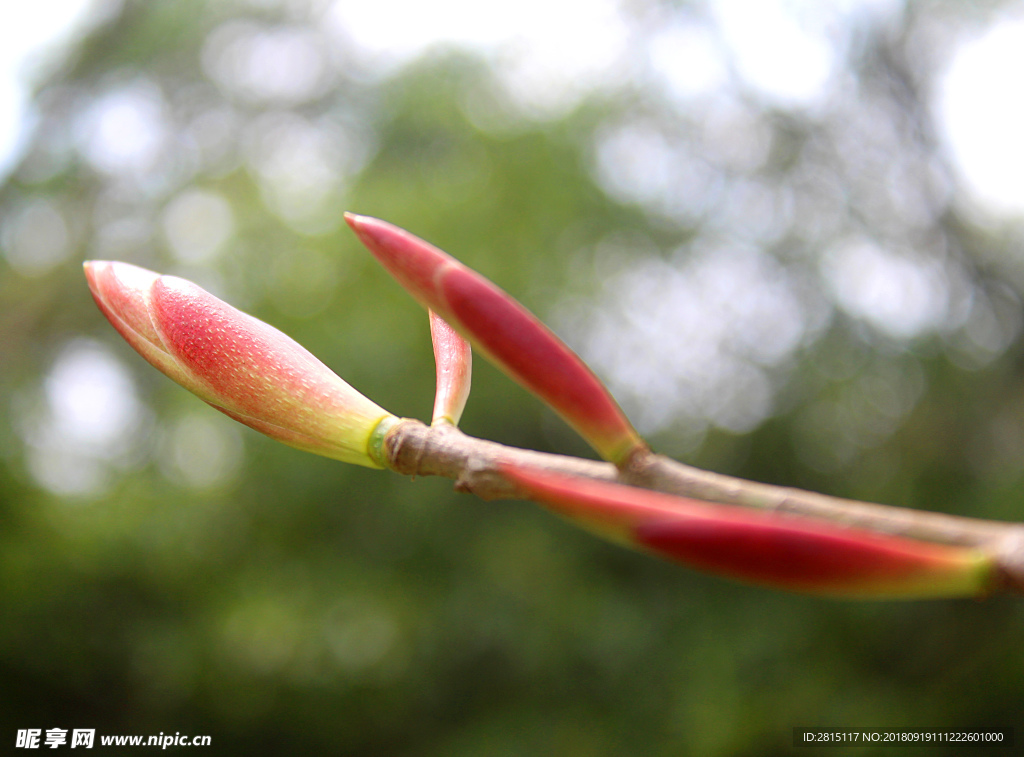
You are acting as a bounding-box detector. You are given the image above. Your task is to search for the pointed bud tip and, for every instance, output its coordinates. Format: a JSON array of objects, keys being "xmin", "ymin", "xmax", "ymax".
[
  {"xmin": 83, "ymin": 259, "xmax": 107, "ymax": 290},
  {"xmin": 343, "ymin": 212, "xmax": 385, "ymax": 246},
  {"xmin": 85, "ymin": 259, "xmax": 162, "ymax": 297}
]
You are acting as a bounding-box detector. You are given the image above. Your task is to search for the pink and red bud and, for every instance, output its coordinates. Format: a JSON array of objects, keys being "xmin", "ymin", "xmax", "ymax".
[
  {"xmin": 500, "ymin": 463, "xmax": 994, "ymax": 598},
  {"xmin": 84, "ymin": 261, "xmax": 395, "ymax": 468},
  {"xmin": 345, "ymin": 213, "xmax": 645, "ymax": 465}
]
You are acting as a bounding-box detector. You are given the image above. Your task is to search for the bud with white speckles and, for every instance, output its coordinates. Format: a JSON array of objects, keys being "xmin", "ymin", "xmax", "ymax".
[{"xmin": 84, "ymin": 261, "xmax": 396, "ymax": 467}]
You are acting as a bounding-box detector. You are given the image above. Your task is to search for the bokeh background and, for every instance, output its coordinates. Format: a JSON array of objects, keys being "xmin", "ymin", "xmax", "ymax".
[{"xmin": 3, "ymin": 0, "xmax": 1024, "ymax": 753}]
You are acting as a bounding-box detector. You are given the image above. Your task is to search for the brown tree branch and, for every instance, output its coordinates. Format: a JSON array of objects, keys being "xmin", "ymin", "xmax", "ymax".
[{"xmin": 383, "ymin": 418, "xmax": 1024, "ymax": 595}]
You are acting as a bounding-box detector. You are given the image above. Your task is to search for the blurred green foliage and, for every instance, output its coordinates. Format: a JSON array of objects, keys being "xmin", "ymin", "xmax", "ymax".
[{"xmin": 2, "ymin": 1, "xmax": 1024, "ymax": 754}]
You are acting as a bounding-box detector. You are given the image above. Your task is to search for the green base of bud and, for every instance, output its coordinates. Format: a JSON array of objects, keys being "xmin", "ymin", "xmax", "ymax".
[{"xmin": 368, "ymin": 415, "xmax": 402, "ymax": 468}]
